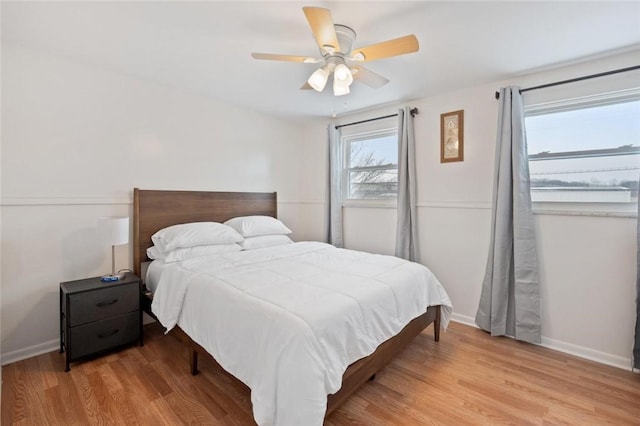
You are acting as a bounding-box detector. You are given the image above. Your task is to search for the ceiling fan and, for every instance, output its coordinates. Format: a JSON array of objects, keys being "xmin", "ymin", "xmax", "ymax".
[{"xmin": 251, "ymin": 6, "xmax": 419, "ymax": 96}]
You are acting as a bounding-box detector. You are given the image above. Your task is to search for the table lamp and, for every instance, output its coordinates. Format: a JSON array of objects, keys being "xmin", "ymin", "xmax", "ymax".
[{"xmin": 98, "ymin": 216, "xmax": 129, "ymax": 281}]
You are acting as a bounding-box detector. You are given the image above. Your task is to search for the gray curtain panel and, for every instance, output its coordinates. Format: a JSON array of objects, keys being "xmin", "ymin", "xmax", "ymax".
[
  {"xmin": 634, "ymin": 174, "xmax": 640, "ymax": 370},
  {"xmin": 324, "ymin": 124, "xmax": 344, "ymax": 248},
  {"xmin": 475, "ymin": 87, "xmax": 542, "ymax": 344},
  {"xmin": 395, "ymin": 107, "xmax": 420, "ymax": 261}
]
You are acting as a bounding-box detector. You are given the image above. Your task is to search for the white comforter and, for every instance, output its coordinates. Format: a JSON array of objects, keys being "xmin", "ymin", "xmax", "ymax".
[{"xmin": 151, "ymin": 241, "xmax": 452, "ymax": 426}]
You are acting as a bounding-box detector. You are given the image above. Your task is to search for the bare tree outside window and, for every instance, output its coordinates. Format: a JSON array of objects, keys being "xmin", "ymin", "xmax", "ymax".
[{"xmin": 345, "ymin": 131, "xmax": 398, "ymax": 200}]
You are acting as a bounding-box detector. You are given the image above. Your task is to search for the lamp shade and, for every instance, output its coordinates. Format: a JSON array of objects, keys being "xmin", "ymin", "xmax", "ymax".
[
  {"xmin": 98, "ymin": 216, "xmax": 129, "ymax": 246},
  {"xmin": 333, "ymin": 78, "xmax": 351, "ymax": 96},
  {"xmin": 308, "ymin": 67, "xmax": 329, "ymax": 92},
  {"xmin": 333, "ymin": 63, "xmax": 353, "ymax": 86}
]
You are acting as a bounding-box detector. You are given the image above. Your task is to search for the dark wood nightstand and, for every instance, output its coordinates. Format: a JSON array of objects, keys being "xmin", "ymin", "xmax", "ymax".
[{"xmin": 59, "ymin": 273, "xmax": 143, "ymax": 371}]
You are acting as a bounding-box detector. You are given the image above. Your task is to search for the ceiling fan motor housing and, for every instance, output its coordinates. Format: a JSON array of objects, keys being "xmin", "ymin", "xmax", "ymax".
[{"xmin": 326, "ymin": 24, "xmax": 356, "ymax": 56}]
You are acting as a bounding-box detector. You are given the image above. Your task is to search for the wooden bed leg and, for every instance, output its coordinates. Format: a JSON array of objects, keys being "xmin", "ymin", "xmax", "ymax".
[
  {"xmin": 434, "ymin": 306, "xmax": 441, "ymax": 342},
  {"xmin": 190, "ymin": 349, "xmax": 199, "ymax": 375}
]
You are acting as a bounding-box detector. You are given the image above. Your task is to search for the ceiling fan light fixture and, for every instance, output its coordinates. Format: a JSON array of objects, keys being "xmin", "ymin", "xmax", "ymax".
[
  {"xmin": 333, "ymin": 78, "xmax": 350, "ymax": 96},
  {"xmin": 333, "ymin": 63, "xmax": 353, "ymax": 85},
  {"xmin": 307, "ymin": 67, "xmax": 330, "ymax": 92}
]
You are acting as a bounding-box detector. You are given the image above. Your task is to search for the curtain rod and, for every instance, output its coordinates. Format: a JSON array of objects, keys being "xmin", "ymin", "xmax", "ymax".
[
  {"xmin": 494, "ymin": 65, "xmax": 640, "ymax": 100},
  {"xmin": 335, "ymin": 107, "xmax": 419, "ymax": 129}
]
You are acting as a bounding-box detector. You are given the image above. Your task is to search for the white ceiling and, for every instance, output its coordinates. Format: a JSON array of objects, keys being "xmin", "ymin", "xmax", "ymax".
[{"xmin": 3, "ymin": 1, "xmax": 640, "ymax": 119}]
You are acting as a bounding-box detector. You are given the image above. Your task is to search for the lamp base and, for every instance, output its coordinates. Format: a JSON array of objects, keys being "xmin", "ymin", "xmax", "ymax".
[{"xmin": 100, "ymin": 273, "xmax": 126, "ymax": 282}]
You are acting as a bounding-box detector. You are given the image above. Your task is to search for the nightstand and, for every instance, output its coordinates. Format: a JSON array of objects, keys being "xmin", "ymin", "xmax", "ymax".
[{"xmin": 59, "ymin": 273, "xmax": 143, "ymax": 371}]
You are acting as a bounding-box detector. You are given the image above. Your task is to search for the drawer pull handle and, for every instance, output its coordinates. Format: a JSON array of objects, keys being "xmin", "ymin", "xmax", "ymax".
[
  {"xmin": 97, "ymin": 329, "xmax": 119, "ymax": 339},
  {"xmin": 96, "ymin": 299, "xmax": 118, "ymax": 307}
]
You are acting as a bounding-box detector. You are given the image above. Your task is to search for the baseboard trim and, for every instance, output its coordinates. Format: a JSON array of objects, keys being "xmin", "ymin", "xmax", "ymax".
[
  {"xmin": 539, "ymin": 336, "xmax": 632, "ymax": 371},
  {"xmin": 2, "ymin": 320, "xmax": 159, "ymax": 366},
  {"xmin": 1, "ymin": 339, "xmax": 59, "ymax": 366},
  {"xmin": 448, "ymin": 313, "xmax": 634, "ymax": 371},
  {"xmin": 449, "ymin": 312, "xmax": 477, "ymax": 327}
]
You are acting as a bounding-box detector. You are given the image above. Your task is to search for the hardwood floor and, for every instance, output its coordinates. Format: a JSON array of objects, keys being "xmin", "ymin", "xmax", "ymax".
[{"xmin": 2, "ymin": 321, "xmax": 639, "ymax": 425}]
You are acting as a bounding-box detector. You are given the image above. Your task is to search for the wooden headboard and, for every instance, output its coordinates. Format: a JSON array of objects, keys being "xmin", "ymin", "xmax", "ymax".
[{"xmin": 133, "ymin": 188, "xmax": 277, "ymax": 277}]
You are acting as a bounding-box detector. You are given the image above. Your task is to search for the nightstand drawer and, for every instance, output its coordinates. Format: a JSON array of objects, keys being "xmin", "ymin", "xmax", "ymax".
[
  {"xmin": 68, "ymin": 283, "xmax": 139, "ymax": 326},
  {"xmin": 69, "ymin": 311, "xmax": 140, "ymax": 359}
]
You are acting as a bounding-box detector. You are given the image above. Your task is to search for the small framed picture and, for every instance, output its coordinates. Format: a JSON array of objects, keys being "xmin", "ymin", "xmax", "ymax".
[{"xmin": 440, "ymin": 110, "xmax": 464, "ymax": 163}]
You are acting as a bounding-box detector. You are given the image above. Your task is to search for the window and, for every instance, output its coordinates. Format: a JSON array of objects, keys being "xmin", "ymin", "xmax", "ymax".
[
  {"xmin": 525, "ymin": 91, "xmax": 640, "ymax": 213},
  {"xmin": 343, "ymin": 128, "xmax": 398, "ymax": 201}
]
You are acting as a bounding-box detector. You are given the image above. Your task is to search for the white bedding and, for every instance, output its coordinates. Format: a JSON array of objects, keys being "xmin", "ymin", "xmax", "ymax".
[
  {"xmin": 145, "ymin": 258, "xmax": 169, "ymax": 293},
  {"xmin": 151, "ymin": 241, "xmax": 452, "ymax": 426}
]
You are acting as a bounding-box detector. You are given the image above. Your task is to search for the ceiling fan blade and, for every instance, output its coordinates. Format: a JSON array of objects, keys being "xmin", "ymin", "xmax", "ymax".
[
  {"xmin": 302, "ymin": 6, "xmax": 340, "ymax": 52},
  {"xmin": 350, "ymin": 35, "xmax": 419, "ymax": 62},
  {"xmin": 251, "ymin": 52, "xmax": 320, "ymax": 63},
  {"xmin": 351, "ymin": 66, "xmax": 389, "ymax": 89},
  {"xmin": 300, "ymin": 82, "xmax": 313, "ymax": 90}
]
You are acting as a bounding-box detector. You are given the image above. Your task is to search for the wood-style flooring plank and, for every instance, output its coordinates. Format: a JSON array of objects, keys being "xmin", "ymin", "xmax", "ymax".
[{"xmin": 2, "ymin": 321, "xmax": 639, "ymax": 425}]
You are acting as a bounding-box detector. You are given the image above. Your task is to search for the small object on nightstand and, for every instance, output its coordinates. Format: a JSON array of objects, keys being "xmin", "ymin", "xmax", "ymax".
[
  {"xmin": 59, "ymin": 273, "xmax": 143, "ymax": 372},
  {"xmin": 100, "ymin": 275, "xmax": 119, "ymax": 282}
]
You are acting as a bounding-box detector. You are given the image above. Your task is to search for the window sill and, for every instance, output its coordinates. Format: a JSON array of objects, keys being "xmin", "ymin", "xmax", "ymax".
[
  {"xmin": 342, "ymin": 200, "xmax": 397, "ymax": 209},
  {"xmin": 532, "ymin": 202, "xmax": 638, "ymax": 218}
]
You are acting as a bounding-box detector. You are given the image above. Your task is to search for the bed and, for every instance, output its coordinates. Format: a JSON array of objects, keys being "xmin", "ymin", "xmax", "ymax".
[{"xmin": 133, "ymin": 188, "xmax": 452, "ymax": 425}]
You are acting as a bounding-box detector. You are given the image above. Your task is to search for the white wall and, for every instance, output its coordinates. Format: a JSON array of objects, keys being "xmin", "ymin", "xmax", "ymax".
[
  {"xmin": 0, "ymin": 42, "xmax": 310, "ymax": 363},
  {"xmin": 298, "ymin": 50, "xmax": 640, "ymax": 369}
]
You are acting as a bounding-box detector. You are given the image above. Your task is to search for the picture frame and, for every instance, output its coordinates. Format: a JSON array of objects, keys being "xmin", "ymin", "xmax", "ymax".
[{"xmin": 440, "ymin": 110, "xmax": 464, "ymax": 163}]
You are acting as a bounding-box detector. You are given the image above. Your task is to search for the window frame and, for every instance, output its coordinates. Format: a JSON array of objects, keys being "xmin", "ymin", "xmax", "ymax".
[
  {"xmin": 342, "ymin": 127, "xmax": 399, "ymax": 207},
  {"xmin": 524, "ymin": 88, "xmax": 640, "ymax": 217}
]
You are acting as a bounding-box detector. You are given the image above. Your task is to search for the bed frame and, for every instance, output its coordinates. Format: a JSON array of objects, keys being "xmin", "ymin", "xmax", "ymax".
[{"xmin": 133, "ymin": 188, "xmax": 441, "ymax": 418}]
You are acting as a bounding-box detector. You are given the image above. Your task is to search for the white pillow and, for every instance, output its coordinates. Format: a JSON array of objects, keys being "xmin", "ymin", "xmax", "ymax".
[
  {"xmin": 151, "ymin": 222, "xmax": 243, "ymax": 252},
  {"xmin": 240, "ymin": 235, "xmax": 293, "ymax": 250},
  {"xmin": 147, "ymin": 243, "xmax": 242, "ymax": 263},
  {"xmin": 224, "ymin": 215, "xmax": 292, "ymax": 237}
]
